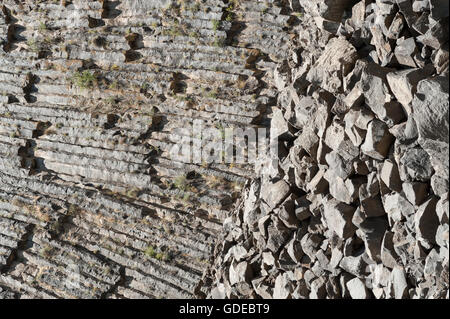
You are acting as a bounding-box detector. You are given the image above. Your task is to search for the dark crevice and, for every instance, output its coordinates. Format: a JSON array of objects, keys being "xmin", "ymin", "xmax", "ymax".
[
  {"xmin": 101, "ymin": 0, "xmax": 122, "ymax": 19},
  {"xmin": 104, "ymin": 114, "xmax": 119, "ymax": 129},
  {"xmin": 23, "ymin": 73, "xmax": 39, "ymax": 103},
  {"xmin": 88, "ymin": 16, "xmax": 105, "ymax": 28},
  {"xmin": 0, "ymin": 224, "xmax": 35, "ymax": 274},
  {"xmin": 124, "ymin": 50, "xmax": 142, "ymax": 62}
]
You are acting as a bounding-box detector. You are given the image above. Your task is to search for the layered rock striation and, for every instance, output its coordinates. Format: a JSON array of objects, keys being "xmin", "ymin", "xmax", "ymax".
[{"xmin": 0, "ymin": 0, "xmax": 448, "ymax": 299}]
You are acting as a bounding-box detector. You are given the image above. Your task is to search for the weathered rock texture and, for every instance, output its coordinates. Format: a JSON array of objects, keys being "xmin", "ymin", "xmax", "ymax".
[
  {"xmin": 0, "ymin": 0, "xmax": 294, "ymax": 299},
  {"xmin": 0, "ymin": 0, "xmax": 448, "ymax": 299},
  {"xmin": 199, "ymin": 0, "xmax": 449, "ymax": 299}
]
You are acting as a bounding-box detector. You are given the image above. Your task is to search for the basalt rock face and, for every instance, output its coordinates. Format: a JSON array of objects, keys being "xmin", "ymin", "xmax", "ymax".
[
  {"xmin": 0, "ymin": 0, "xmax": 293, "ymax": 298},
  {"xmin": 200, "ymin": 0, "xmax": 449, "ymax": 299},
  {"xmin": 0, "ymin": 1, "xmax": 448, "ymax": 300}
]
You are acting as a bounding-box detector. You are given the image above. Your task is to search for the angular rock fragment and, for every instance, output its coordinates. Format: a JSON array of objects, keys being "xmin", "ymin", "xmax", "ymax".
[
  {"xmin": 361, "ymin": 119, "xmax": 394, "ymax": 160},
  {"xmin": 360, "ymin": 64, "xmax": 406, "ymax": 126},
  {"xmin": 294, "ymin": 196, "xmax": 312, "ymax": 221},
  {"xmin": 344, "ymin": 106, "xmax": 374, "ymax": 146},
  {"xmin": 402, "ymin": 182, "xmax": 428, "ymax": 205},
  {"xmin": 399, "ymin": 147, "xmax": 435, "ymax": 181},
  {"xmin": 429, "ymin": 0, "xmax": 450, "ymax": 19},
  {"xmin": 339, "ymin": 255, "xmax": 367, "ymax": 277},
  {"xmin": 416, "ymin": 18, "xmax": 449, "ymax": 49},
  {"xmin": 323, "ymin": 198, "xmax": 356, "ymax": 239},
  {"xmin": 307, "ymin": 38, "xmax": 358, "ymax": 93},
  {"xmin": 267, "ymin": 216, "xmax": 292, "ymax": 253},
  {"xmin": 415, "ymin": 196, "xmax": 440, "ymax": 245},
  {"xmin": 309, "ymin": 276, "xmax": 327, "ymax": 299},
  {"xmin": 273, "ymin": 273, "xmax": 293, "ymax": 299},
  {"xmin": 386, "ymin": 66, "xmax": 435, "ymax": 112},
  {"xmin": 391, "ymin": 267, "xmax": 409, "ymax": 299},
  {"xmin": 411, "ymin": 77, "xmax": 449, "ymax": 181},
  {"xmin": 346, "ymin": 277, "xmax": 370, "ymax": 299},
  {"xmin": 380, "ymin": 160, "xmax": 402, "ymax": 192},
  {"xmin": 357, "ymin": 217, "xmax": 389, "ymax": 262},
  {"xmin": 306, "ymin": 169, "xmax": 329, "ymax": 194},
  {"xmin": 229, "ymin": 261, "xmax": 253, "ymax": 286},
  {"xmin": 394, "ymin": 37, "xmax": 419, "ymax": 67},
  {"xmin": 261, "ymin": 180, "xmax": 291, "ymax": 209},
  {"xmin": 381, "ymin": 231, "xmax": 400, "ymax": 269},
  {"xmin": 384, "ymin": 193, "xmax": 415, "ymax": 222},
  {"xmin": 271, "ymin": 108, "xmax": 294, "ymax": 141},
  {"xmin": 300, "ymin": 233, "xmax": 323, "ymax": 262}
]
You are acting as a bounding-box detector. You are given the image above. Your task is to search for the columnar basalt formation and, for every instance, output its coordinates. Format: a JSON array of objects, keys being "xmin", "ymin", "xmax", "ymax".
[{"xmin": 0, "ymin": 0, "xmax": 448, "ymax": 299}]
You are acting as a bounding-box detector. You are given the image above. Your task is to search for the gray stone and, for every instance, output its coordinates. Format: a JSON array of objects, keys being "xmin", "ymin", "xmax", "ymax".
[
  {"xmin": 309, "ymin": 276, "xmax": 327, "ymax": 299},
  {"xmin": 384, "ymin": 193, "xmax": 415, "ymax": 222},
  {"xmin": 361, "ymin": 120, "xmax": 394, "ymax": 160},
  {"xmin": 273, "ymin": 272, "xmax": 293, "ymax": 299},
  {"xmin": 323, "ymin": 198, "xmax": 356, "ymax": 239},
  {"xmin": 300, "ymin": 233, "xmax": 323, "ymax": 262},
  {"xmin": 306, "ymin": 38, "xmax": 358, "ymax": 93},
  {"xmin": 381, "ymin": 231, "xmax": 401, "ymax": 269},
  {"xmin": 346, "ymin": 277, "xmax": 370, "ymax": 299},
  {"xmin": 271, "ymin": 108, "xmax": 294, "ymax": 141},
  {"xmin": 415, "ymin": 196, "xmax": 440, "ymax": 245},
  {"xmin": 386, "ymin": 66, "xmax": 435, "ymax": 112},
  {"xmin": 294, "ymin": 196, "xmax": 312, "ymax": 221},
  {"xmin": 429, "ymin": 0, "xmax": 449, "ymax": 19},
  {"xmin": 380, "ymin": 160, "xmax": 402, "ymax": 192},
  {"xmin": 306, "ymin": 169, "xmax": 329, "ymax": 194},
  {"xmin": 402, "ymin": 182, "xmax": 429, "ymax": 205},
  {"xmin": 275, "ymin": 196, "xmax": 299, "ymax": 229},
  {"xmin": 229, "ymin": 261, "xmax": 253, "ymax": 286},
  {"xmin": 399, "ymin": 147, "xmax": 435, "ymax": 182},
  {"xmin": 358, "ymin": 217, "xmax": 389, "ymax": 263},
  {"xmin": 391, "ymin": 267, "xmax": 409, "ymax": 299},
  {"xmin": 261, "ymin": 180, "xmax": 291, "ymax": 210},
  {"xmin": 360, "ymin": 64, "xmax": 406, "ymax": 126},
  {"xmin": 286, "ymin": 237, "xmax": 304, "ymax": 263},
  {"xmin": 395, "ymin": 37, "xmax": 419, "ymax": 67},
  {"xmin": 339, "ymin": 254, "xmax": 367, "ymax": 277},
  {"xmin": 412, "ymin": 77, "xmax": 449, "ymax": 182},
  {"xmin": 267, "ymin": 217, "xmax": 292, "ymax": 253}
]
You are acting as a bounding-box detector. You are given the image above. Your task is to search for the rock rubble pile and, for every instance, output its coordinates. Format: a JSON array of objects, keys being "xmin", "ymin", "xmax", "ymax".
[{"xmin": 200, "ymin": 0, "xmax": 449, "ymax": 299}]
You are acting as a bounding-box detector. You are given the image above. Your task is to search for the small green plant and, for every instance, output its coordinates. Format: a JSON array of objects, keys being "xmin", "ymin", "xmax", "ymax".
[
  {"xmin": 39, "ymin": 21, "xmax": 47, "ymax": 32},
  {"xmin": 173, "ymin": 175, "xmax": 187, "ymax": 191},
  {"xmin": 206, "ymin": 89, "xmax": 218, "ymax": 99},
  {"xmin": 141, "ymin": 82, "xmax": 150, "ymax": 91},
  {"xmin": 67, "ymin": 204, "xmax": 78, "ymax": 215},
  {"xmin": 191, "ymin": 2, "xmax": 200, "ymax": 12},
  {"xmin": 40, "ymin": 245, "xmax": 53, "ymax": 258},
  {"xmin": 27, "ymin": 39, "xmax": 40, "ymax": 53},
  {"xmin": 188, "ymin": 31, "xmax": 199, "ymax": 38},
  {"xmin": 211, "ymin": 19, "xmax": 221, "ymax": 31},
  {"xmin": 126, "ymin": 188, "xmax": 139, "ymax": 198},
  {"xmin": 144, "ymin": 246, "xmax": 170, "ymax": 261},
  {"xmin": 70, "ymin": 71, "xmax": 96, "ymax": 89},
  {"xmin": 213, "ymin": 36, "xmax": 225, "ymax": 48},
  {"xmin": 145, "ymin": 246, "xmax": 157, "ymax": 258},
  {"xmin": 105, "ymin": 96, "xmax": 118, "ymax": 106},
  {"xmin": 108, "ymin": 80, "xmax": 119, "ymax": 90}
]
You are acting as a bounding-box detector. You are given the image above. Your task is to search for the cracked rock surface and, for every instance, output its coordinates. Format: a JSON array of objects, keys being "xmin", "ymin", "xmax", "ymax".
[{"xmin": 1, "ymin": 0, "xmax": 449, "ymax": 299}]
